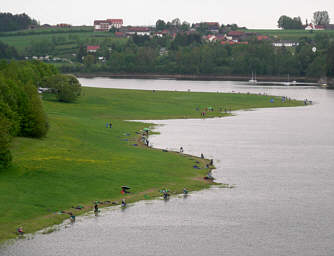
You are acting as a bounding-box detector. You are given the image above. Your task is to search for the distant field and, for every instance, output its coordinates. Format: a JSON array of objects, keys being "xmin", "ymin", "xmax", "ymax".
[
  {"xmin": 0, "ymin": 29, "xmax": 127, "ymax": 56},
  {"xmin": 247, "ymin": 29, "xmax": 334, "ymax": 40},
  {"xmin": 0, "ymin": 32, "xmax": 92, "ymax": 51},
  {"xmin": 0, "ymin": 87, "xmax": 303, "ymax": 242},
  {"xmin": 0, "ymin": 26, "xmax": 94, "ymax": 36}
]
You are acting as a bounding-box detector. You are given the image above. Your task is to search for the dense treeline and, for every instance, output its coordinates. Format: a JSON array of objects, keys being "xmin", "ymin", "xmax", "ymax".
[
  {"xmin": 277, "ymin": 16, "xmax": 304, "ymax": 30},
  {"xmin": 277, "ymin": 11, "xmax": 330, "ymax": 29},
  {"xmin": 0, "ymin": 12, "xmax": 38, "ymax": 32},
  {"xmin": 0, "ymin": 61, "xmax": 58, "ymax": 167},
  {"xmin": 60, "ymin": 33, "xmax": 334, "ymax": 78}
]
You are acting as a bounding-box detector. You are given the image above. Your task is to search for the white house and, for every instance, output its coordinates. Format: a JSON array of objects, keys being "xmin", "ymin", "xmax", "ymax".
[
  {"xmin": 94, "ymin": 19, "xmax": 123, "ymax": 31},
  {"xmin": 124, "ymin": 27, "xmax": 151, "ymax": 36},
  {"xmin": 272, "ymin": 41, "xmax": 299, "ymax": 47},
  {"xmin": 305, "ymin": 24, "xmax": 314, "ymax": 30}
]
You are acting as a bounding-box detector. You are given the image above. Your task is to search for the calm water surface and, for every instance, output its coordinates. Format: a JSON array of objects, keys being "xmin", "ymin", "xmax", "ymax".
[{"xmin": 1, "ymin": 79, "xmax": 334, "ymax": 256}]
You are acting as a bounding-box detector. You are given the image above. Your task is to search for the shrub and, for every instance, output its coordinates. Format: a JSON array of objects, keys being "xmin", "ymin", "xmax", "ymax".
[{"xmin": 45, "ymin": 74, "xmax": 81, "ymax": 102}]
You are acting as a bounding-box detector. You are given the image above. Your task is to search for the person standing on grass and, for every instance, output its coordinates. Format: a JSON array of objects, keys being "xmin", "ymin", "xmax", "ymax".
[
  {"xmin": 109, "ymin": 121, "xmax": 112, "ymax": 128},
  {"xmin": 94, "ymin": 202, "xmax": 99, "ymax": 213}
]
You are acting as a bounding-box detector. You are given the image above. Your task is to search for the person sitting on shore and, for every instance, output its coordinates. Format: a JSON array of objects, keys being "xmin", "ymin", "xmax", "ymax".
[
  {"xmin": 121, "ymin": 199, "xmax": 127, "ymax": 207},
  {"xmin": 180, "ymin": 147, "xmax": 184, "ymax": 153},
  {"xmin": 162, "ymin": 189, "xmax": 169, "ymax": 199},
  {"xmin": 207, "ymin": 171, "xmax": 213, "ymax": 180},
  {"xmin": 70, "ymin": 212, "xmax": 76, "ymax": 222},
  {"xmin": 183, "ymin": 188, "xmax": 188, "ymax": 195},
  {"xmin": 17, "ymin": 226, "xmax": 24, "ymax": 235}
]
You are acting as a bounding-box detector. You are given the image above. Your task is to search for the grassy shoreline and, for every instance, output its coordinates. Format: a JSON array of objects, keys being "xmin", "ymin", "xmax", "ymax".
[{"xmin": 0, "ymin": 87, "xmax": 304, "ymax": 243}]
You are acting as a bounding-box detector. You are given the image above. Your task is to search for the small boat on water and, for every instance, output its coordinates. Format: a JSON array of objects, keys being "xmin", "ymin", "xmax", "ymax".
[{"xmin": 249, "ymin": 72, "xmax": 257, "ymax": 84}]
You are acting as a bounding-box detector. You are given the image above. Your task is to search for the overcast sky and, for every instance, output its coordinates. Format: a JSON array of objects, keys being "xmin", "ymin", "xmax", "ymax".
[{"xmin": 1, "ymin": 0, "xmax": 333, "ymax": 29}]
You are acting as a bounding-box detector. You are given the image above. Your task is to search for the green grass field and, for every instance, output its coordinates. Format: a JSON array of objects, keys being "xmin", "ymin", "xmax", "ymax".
[
  {"xmin": 0, "ymin": 26, "xmax": 94, "ymax": 36},
  {"xmin": 0, "ymin": 87, "xmax": 304, "ymax": 242},
  {"xmin": 0, "ymin": 32, "xmax": 110, "ymax": 51},
  {"xmin": 0, "ymin": 29, "xmax": 126, "ymax": 56},
  {"xmin": 247, "ymin": 29, "xmax": 334, "ymax": 40}
]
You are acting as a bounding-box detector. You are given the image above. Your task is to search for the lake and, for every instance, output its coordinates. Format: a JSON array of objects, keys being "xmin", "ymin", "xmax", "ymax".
[{"xmin": 1, "ymin": 78, "xmax": 333, "ymax": 256}]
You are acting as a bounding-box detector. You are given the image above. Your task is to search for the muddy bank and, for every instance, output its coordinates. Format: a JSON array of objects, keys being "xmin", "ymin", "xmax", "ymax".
[{"xmin": 75, "ymin": 72, "xmax": 320, "ymax": 83}]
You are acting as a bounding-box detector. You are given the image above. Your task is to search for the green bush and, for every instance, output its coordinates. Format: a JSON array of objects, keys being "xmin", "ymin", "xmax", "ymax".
[
  {"xmin": 0, "ymin": 60, "xmax": 58, "ymax": 167},
  {"xmin": 45, "ymin": 74, "xmax": 81, "ymax": 102}
]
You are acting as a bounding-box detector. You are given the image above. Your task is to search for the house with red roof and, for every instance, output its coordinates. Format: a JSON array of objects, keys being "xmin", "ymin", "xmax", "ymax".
[
  {"xmin": 94, "ymin": 19, "xmax": 123, "ymax": 31},
  {"xmin": 315, "ymin": 25, "xmax": 325, "ymax": 30},
  {"xmin": 257, "ymin": 35, "xmax": 269, "ymax": 41},
  {"xmin": 87, "ymin": 45, "xmax": 100, "ymax": 53},
  {"xmin": 204, "ymin": 34, "xmax": 216, "ymax": 42},
  {"xmin": 57, "ymin": 23, "xmax": 71, "ymax": 28},
  {"xmin": 227, "ymin": 31, "xmax": 245, "ymax": 37},
  {"xmin": 194, "ymin": 22, "xmax": 220, "ymax": 33},
  {"xmin": 225, "ymin": 31, "xmax": 245, "ymax": 41}
]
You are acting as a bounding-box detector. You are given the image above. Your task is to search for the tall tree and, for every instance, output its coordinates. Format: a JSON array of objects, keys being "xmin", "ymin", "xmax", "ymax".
[
  {"xmin": 278, "ymin": 15, "xmax": 304, "ymax": 29},
  {"xmin": 313, "ymin": 11, "xmax": 330, "ymax": 26},
  {"xmin": 171, "ymin": 18, "xmax": 181, "ymax": 27},
  {"xmin": 45, "ymin": 74, "xmax": 81, "ymax": 102},
  {"xmin": 77, "ymin": 45, "xmax": 86, "ymax": 63},
  {"xmin": 181, "ymin": 21, "xmax": 191, "ymax": 31},
  {"xmin": 0, "ymin": 12, "xmax": 38, "ymax": 32},
  {"xmin": 156, "ymin": 19, "xmax": 166, "ymax": 31}
]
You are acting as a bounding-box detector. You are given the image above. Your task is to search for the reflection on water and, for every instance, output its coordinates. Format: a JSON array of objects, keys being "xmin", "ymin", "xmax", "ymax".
[{"xmin": 1, "ymin": 79, "xmax": 334, "ymax": 256}]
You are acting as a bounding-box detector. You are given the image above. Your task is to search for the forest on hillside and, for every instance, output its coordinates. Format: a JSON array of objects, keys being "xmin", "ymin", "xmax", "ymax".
[
  {"xmin": 0, "ymin": 12, "xmax": 38, "ymax": 32},
  {"xmin": 61, "ymin": 33, "xmax": 334, "ymax": 79}
]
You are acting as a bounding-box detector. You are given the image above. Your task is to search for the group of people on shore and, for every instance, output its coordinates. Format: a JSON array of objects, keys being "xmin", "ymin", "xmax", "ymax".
[
  {"xmin": 161, "ymin": 187, "xmax": 188, "ymax": 200},
  {"xmin": 141, "ymin": 129, "xmax": 150, "ymax": 147},
  {"xmin": 304, "ymin": 98, "xmax": 312, "ymax": 105},
  {"xmin": 198, "ymin": 106, "xmax": 232, "ymax": 117},
  {"xmin": 106, "ymin": 121, "xmax": 112, "ymax": 128}
]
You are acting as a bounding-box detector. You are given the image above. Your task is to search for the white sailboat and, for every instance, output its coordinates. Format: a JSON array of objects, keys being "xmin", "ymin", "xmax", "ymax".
[
  {"xmin": 249, "ymin": 71, "xmax": 257, "ymax": 84},
  {"xmin": 283, "ymin": 74, "xmax": 296, "ymax": 86}
]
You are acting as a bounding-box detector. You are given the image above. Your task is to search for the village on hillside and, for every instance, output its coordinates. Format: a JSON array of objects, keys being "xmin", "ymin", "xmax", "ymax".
[{"xmin": 88, "ymin": 18, "xmax": 334, "ymax": 52}]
